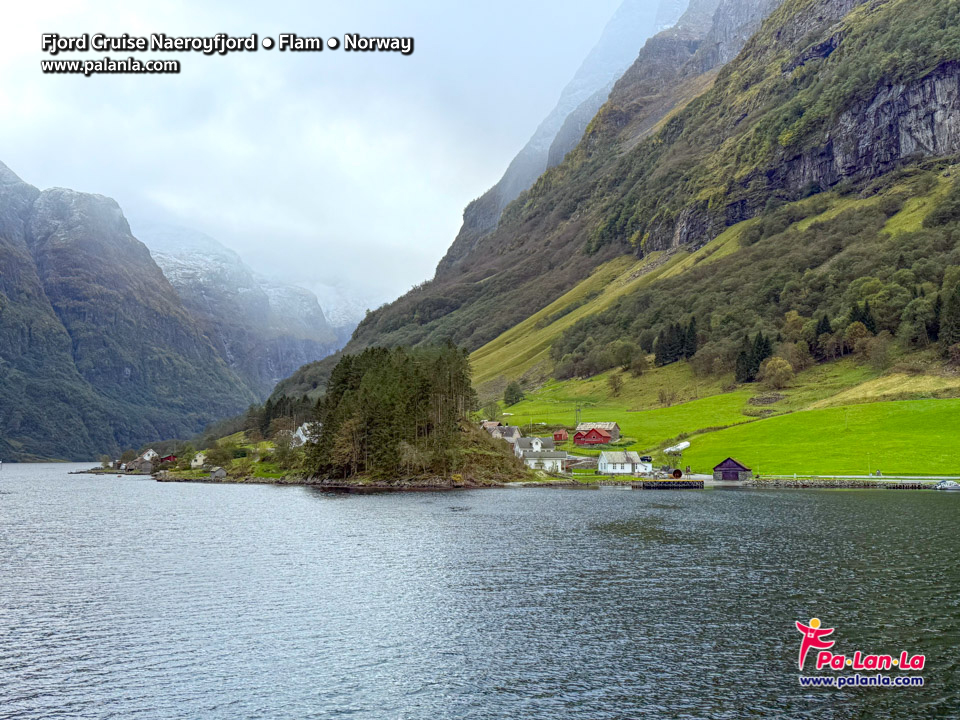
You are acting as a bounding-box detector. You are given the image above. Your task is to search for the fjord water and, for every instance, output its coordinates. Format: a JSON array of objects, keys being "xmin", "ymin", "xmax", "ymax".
[{"xmin": 1, "ymin": 465, "xmax": 958, "ymax": 719}]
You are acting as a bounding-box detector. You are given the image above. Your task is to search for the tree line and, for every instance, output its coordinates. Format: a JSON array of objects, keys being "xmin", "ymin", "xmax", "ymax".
[{"xmin": 308, "ymin": 344, "xmax": 478, "ymax": 479}]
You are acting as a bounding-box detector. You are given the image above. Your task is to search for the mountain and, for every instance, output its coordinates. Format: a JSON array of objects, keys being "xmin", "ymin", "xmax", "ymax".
[
  {"xmin": 136, "ymin": 224, "xmax": 342, "ymax": 398},
  {"xmin": 437, "ymin": 0, "xmax": 689, "ymax": 276},
  {"xmin": 0, "ymin": 163, "xmax": 257, "ymax": 460},
  {"xmin": 273, "ymin": 0, "xmax": 960, "ymax": 401}
]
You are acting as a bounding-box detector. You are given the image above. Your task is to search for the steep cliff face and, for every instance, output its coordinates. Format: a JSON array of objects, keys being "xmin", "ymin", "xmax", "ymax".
[
  {"xmin": 281, "ymin": 0, "xmax": 960, "ymax": 399},
  {"xmin": 138, "ymin": 224, "xmax": 341, "ymax": 397},
  {"xmin": 0, "ymin": 163, "xmax": 256, "ymax": 460},
  {"xmin": 435, "ymin": 0, "xmax": 687, "ymax": 277},
  {"xmin": 773, "ymin": 59, "xmax": 960, "ymax": 193}
]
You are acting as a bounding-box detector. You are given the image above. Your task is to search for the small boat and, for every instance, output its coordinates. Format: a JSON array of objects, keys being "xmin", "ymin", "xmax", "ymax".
[{"xmin": 934, "ymin": 480, "xmax": 960, "ymax": 491}]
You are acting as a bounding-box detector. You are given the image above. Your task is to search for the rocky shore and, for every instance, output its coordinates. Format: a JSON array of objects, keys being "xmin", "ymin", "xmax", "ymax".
[
  {"xmin": 745, "ymin": 477, "xmax": 933, "ymax": 490},
  {"xmin": 155, "ymin": 472, "xmax": 516, "ymax": 490}
]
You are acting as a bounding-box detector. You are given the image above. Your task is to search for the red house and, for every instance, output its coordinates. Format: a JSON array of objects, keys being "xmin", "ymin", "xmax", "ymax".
[
  {"xmin": 574, "ymin": 428, "xmax": 612, "ymax": 446},
  {"xmin": 553, "ymin": 429, "xmax": 569, "ymax": 442},
  {"xmin": 160, "ymin": 454, "xmax": 177, "ymax": 463}
]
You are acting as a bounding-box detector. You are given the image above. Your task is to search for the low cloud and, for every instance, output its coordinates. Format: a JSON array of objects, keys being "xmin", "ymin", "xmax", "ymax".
[{"xmin": 1, "ymin": 0, "xmax": 622, "ymax": 307}]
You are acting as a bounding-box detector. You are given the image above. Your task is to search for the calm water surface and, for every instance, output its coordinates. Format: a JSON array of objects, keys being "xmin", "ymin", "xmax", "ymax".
[{"xmin": 1, "ymin": 463, "xmax": 958, "ymax": 719}]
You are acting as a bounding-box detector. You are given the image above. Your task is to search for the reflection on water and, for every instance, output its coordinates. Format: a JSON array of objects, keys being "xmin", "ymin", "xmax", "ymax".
[{"xmin": 1, "ymin": 464, "xmax": 958, "ymax": 719}]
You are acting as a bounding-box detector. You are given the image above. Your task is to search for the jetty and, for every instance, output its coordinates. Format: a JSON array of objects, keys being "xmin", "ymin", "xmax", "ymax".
[{"xmin": 632, "ymin": 479, "xmax": 704, "ymax": 490}]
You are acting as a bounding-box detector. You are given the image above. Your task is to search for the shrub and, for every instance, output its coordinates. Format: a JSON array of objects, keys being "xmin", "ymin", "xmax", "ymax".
[
  {"xmin": 658, "ymin": 388, "xmax": 678, "ymax": 407},
  {"xmin": 607, "ymin": 373, "xmax": 624, "ymax": 396},
  {"xmin": 760, "ymin": 356, "xmax": 794, "ymax": 389},
  {"xmin": 630, "ymin": 353, "xmax": 650, "ymax": 377}
]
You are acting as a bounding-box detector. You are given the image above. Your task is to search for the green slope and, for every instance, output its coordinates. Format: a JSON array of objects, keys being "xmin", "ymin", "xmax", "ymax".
[{"xmin": 682, "ymin": 399, "xmax": 960, "ymax": 475}]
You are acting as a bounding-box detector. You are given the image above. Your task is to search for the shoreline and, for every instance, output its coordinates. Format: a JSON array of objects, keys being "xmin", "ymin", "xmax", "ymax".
[{"xmin": 64, "ymin": 467, "xmax": 956, "ymax": 491}]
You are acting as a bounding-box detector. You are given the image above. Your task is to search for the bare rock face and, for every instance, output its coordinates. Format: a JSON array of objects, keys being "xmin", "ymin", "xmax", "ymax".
[{"xmin": 775, "ymin": 60, "xmax": 960, "ymax": 191}]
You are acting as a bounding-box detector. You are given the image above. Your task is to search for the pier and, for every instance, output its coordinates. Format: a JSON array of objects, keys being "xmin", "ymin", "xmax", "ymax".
[{"xmin": 632, "ymin": 479, "xmax": 704, "ymax": 490}]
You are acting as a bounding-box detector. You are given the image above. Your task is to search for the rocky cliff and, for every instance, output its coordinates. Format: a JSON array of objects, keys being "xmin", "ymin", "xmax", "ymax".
[
  {"xmin": 0, "ymin": 164, "xmax": 257, "ymax": 460},
  {"xmin": 321, "ymin": 0, "xmax": 960, "ymax": 378},
  {"xmin": 137, "ymin": 224, "xmax": 342, "ymax": 397}
]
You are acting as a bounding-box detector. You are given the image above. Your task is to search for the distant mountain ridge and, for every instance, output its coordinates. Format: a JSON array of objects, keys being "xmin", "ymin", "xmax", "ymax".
[
  {"xmin": 137, "ymin": 223, "xmax": 343, "ymax": 397},
  {"xmin": 436, "ymin": 0, "xmax": 689, "ymax": 277},
  {"xmin": 0, "ymin": 164, "xmax": 348, "ymax": 460},
  {"xmin": 0, "ymin": 162, "xmax": 256, "ymax": 460}
]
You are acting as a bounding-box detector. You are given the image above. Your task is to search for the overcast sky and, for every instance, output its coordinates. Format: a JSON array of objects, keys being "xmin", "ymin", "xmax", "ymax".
[{"xmin": 1, "ymin": 0, "xmax": 626, "ymax": 314}]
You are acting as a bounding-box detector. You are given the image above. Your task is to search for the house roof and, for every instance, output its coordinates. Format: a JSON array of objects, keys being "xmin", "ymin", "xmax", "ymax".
[
  {"xmin": 713, "ymin": 457, "xmax": 751, "ymax": 472},
  {"xmin": 576, "ymin": 422, "xmax": 620, "ymax": 432},
  {"xmin": 481, "ymin": 421, "xmax": 502, "ymax": 430},
  {"xmin": 576, "ymin": 427, "xmax": 612, "ymax": 438},
  {"xmin": 515, "ymin": 437, "xmax": 556, "ymax": 451},
  {"xmin": 599, "ymin": 451, "xmax": 644, "ymax": 464},
  {"xmin": 522, "ymin": 451, "xmax": 567, "ymax": 460},
  {"xmin": 492, "ymin": 426, "xmax": 522, "ymax": 440}
]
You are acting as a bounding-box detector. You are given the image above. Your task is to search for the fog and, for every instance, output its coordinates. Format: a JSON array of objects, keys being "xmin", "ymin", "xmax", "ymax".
[{"xmin": 1, "ymin": 0, "xmax": 628, "ymax": 317}]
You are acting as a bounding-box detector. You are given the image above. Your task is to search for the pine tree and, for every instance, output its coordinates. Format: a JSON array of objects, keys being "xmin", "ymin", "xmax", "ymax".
[
  {"xmin": 749, "ymin": 331, "xmax": 772, "ymax": 379},
  {"xmin": 862, "ymin": 300, "xmax": 877, "ymax": 334},
  {"xmin": 735, "ymin": 346, "xmax": 753, "ymax": 383},
  {"xmin": 928, "ymin": 293, "xmax": 942, "ymax": 342},
  {"xmin": 684, "ymin": 317, "xmax": 698, "ymax": 359},
  {"xmin": 814, "ymin": 315, "xmax": 833, "ymax": 359},
  {"xmin": 670, "ymin": 323, "xmax": 683, "ymax": 362},
  {"xmin": 940, "ymin": 284, "xmax": 960, "ymax": 354},
  {"xmin": 816, "ymin": 315, "xmax": 832, "ymax": 338},
  {"xmin": 654, "ymin": 329, "xmax": 667, "ymax": 366}
]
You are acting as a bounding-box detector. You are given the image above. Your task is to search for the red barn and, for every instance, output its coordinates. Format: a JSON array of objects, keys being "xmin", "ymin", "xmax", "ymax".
[
  {"xmin": 553, "ymin": 429, "xmax": 569, "ymax": 442},
  {"xmin": 160, "ymin": 455, "xmax": 177, "ymax": 463},
  {"xmin": 574, "ymin": 428, "xmax": 612, "ymax": 446}
]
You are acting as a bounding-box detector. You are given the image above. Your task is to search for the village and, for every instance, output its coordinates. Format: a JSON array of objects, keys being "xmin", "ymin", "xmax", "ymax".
[{"xmin": 481, "ymin": 419, "xmax": 753, "ymax": 485}]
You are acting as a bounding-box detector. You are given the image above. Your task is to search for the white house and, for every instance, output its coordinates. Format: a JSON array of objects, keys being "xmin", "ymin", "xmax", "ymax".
[
  {"xmin": 292, "ymin": 422, "xmax": 321, "ymax": 447},
  {"xmin": 521, "ymin": 450, "xmax": 566, "ymax": 473},
  {"xmin": 190, "ymin": 451, "xmax": 207, "ymax": 469},
  {"xmin": 598, "ymin": 451, "xmax": 653, "ymax": 475},
  {"xmin": 141, "ymin": 449, "xmax": 159, "ymax": 462},
  {"xmin": 513, "ymin": 436, "xmax": 555, "ymax": 458}
]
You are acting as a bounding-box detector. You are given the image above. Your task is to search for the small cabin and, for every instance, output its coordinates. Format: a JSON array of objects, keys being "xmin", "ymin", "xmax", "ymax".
[
  {"xmin": 553, "ymin": 429, "xmax": 569, "ymax": 442},
  {"xmin": 491, "ymin": 426, "xmax": 522, "ymax": 445},
  {"xmin": 598, "ymin": 451, "xmax": 653, "ymax": 475},
  {"xmin": 713, "ymin": 457, "xmax": 752, "ymax": 482},
  {"xmin": 209, "ymin": 466, "xmax": 227, "ymax": 480}
]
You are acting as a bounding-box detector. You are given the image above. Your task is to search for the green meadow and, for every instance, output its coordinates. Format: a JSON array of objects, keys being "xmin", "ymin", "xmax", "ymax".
[
  {"xmin": 681, "ymin": 399, "xmax": 960, "ymax": 476},
  {"xmin": 500, "ymin": 356, "xmax": 960, "ymax": 475}
]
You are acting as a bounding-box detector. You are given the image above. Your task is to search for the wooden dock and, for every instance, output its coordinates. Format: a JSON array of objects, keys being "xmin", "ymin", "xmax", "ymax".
[{"xmin": 632, "ymin": 479, "xmax": 704, "ymax": 490}]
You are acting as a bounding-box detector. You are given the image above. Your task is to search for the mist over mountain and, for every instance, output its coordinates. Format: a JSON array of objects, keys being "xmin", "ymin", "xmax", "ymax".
[
  {"xmin": 437, "ymin": 0, "xmax": 689, "ymax": 277},
  {"xmin": 136, "ymin": 223, "xmax": 346, "ymax": 398},
  {"xmin": 274, "ymin": 0, "xmax": 960, "ymax": 404},
  {"xmin": 0, "ymin": 162, "xmax": 257, "ymax": 460}
]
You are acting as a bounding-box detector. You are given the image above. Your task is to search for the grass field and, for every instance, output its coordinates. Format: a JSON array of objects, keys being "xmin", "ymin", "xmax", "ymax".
[
  {"xmin": 682, "ymin": 399, "xmax": 960, "ymax": 475},
  {"xmin": 498, "ymin": 353, "xmax": 960, "ymax": 474}
]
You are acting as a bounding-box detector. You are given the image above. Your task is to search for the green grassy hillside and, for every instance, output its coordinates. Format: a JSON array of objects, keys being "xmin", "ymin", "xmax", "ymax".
[
  {"xmin": 682, "ymin": 399, "xmax": 960, "ymax": 476},
  {"xmin": 503, "ymin": 356, "xmax": 960, "ymax": 474}
]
